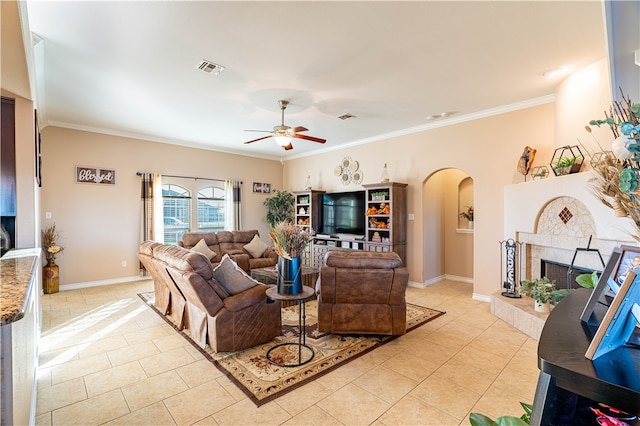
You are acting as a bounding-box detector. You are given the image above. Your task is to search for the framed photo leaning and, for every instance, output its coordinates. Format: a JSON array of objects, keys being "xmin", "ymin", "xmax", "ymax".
[
  {"xmin": 580, "ymin": 246, "xmax": 621, "ymax": 324},
  {"xmin": 585, "ymin": 269, "xmax": 640, "ymax": 360}
]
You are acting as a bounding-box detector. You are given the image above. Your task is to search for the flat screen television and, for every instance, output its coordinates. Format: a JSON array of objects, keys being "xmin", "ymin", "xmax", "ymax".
[{"xmin": 319, "ymin": 191, "xmax": 366, "ymax": 236}]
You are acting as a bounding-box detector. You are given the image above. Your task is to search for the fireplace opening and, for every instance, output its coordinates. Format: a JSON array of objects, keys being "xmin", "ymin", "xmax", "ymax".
[{"xmin": 540, "ymin": 259, "xmax": 597, "ymax": 290}]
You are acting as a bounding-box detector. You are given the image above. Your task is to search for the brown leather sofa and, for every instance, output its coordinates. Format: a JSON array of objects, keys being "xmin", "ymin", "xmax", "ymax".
[
  {"xmin": 179, "ymin": 230, "xmax": 277, "ymax": 272},
  {"xmin": 138, "ymin": 241, "xmax": 282, "ymax": 352},
  {"xmin": 317, "ymin": 250, "xmax": 409, "ymax": 336}
]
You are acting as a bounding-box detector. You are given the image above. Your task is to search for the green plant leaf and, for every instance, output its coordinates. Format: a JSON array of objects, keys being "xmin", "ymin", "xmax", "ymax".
[
  {"xmin": 469, "ymin": 413, "xmax": 498, "ymax": 426},
  {"xmin": 576, "ymin": 271, "xmax": 599, "ymax": 289},
  {"xmin": 469, "ymin": 413, "xmax": 529, "ymax": 426}
]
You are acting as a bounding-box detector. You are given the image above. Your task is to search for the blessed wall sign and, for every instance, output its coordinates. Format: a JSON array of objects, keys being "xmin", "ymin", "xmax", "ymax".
[{"xmin": 76, "ymin": 166, "xmax": 116, "ymax": 185}]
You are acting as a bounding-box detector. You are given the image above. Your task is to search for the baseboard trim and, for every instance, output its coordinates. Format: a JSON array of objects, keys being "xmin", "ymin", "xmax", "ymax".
[
  {"xmin": 411, "ymin": 274, "xmax": 474, "ymax": 288},
  {"xmin": 444, "ymin": 274, "xmax": 473, "ymax": 284},
  {"xmin": 472, "ymin": 293, "xmax": 491, "ymax": 303},
  {"xmin": 60, "ymin": 275, "xmax": 148, "ymax": 291}
]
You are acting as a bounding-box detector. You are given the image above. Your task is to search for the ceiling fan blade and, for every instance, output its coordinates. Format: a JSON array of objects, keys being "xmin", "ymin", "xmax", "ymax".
[
  {"xmin": 291, "ymin": 126, "xmax": 308, "ymax": 133},
  {"xmin": 244, "ymin": 129, "xmax": 271, "ymax": 133},
  {"xmin": 294, "ymin": 133, "xmax": 326, "ymax": 144},
  {"xmin": 283, "ymin": 142, "xmax": 294, "ymax": 150},
  {"xmin": 244, "ymin": 135, "xmax": 272, "ymax": 144}
]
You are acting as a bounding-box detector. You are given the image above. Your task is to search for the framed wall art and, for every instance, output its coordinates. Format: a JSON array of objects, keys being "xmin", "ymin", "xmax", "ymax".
[
  {"xmin": 252, "ymin": 182, "xmax": 271, "ymax": 193},
  {"xmin": 76, "ymin": 166, "xmax": 116, "ymax": 185}
]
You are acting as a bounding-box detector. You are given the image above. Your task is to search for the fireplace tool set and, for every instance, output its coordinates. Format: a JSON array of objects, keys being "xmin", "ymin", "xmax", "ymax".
[{"xmin": 500, "ymin": 238, "xmax": 523, "ymax": 298}]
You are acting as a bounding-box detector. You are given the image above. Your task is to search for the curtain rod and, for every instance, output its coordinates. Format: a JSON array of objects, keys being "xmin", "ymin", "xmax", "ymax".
[{"xmin": 136, "ymin": 172, "xmax": 242, "ymax": 184}]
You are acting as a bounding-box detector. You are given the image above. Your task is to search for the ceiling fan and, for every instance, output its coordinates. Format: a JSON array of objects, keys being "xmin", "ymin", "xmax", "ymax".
[{"xmin": 244, "ymin": 100, "xmax": 326, "ymax": 150}]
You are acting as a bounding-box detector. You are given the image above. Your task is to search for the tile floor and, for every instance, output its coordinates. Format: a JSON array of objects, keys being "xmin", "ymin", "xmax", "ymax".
[{"xmin": 35, "ymin": 279, "xmax": 540, "ymax": 425}]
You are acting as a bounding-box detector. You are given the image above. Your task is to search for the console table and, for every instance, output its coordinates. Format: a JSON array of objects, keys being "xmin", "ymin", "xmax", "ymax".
[{"xmin": 532, "ymin": 288, "xmax": 640, "ymax": 425}]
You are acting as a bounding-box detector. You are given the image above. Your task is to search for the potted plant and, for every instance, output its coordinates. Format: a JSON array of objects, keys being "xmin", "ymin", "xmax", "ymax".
[
  {"xmin": 264, "ymin": 189, "xmax": 295, "ymax": 227},
  {"xmin": 469, "ymin": 402, "xmax": 532, "ymax": 426},
  {"xmin": 269, "ymin": 221, "xmax": 312, "ymax": 295},
  {"xmin": 576, "ymin": 271, "xmax": 600, "ymax": 289},
  {"xmin": 550, "ymin": 145, "xmax": 584, "ymax": 176},
  {"xmin": 519, "ymin": 277, "xmax": 571, "ymax": 312},
  {"xmin": 459, "ymin": 206, "xmax": 474, "ymax": 229}
]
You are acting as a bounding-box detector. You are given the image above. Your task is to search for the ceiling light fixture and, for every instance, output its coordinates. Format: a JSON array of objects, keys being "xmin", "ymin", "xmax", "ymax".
[
  {"xmin": 272, "ymin": 130, "xmax": 293, "ymax": 147},
  {"xmin": 542, "ymin": 67, "xmax": 564, "ymax": 79}
]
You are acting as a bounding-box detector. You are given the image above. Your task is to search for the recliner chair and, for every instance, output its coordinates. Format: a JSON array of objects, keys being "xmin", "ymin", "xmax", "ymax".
[{"xmin": 316, "ymin": 250, "xmax": 408, "ymax": 336}]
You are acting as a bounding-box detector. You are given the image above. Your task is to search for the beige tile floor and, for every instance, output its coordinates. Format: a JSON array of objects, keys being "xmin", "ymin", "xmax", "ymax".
[{"xmin": 35, "ymin": 279, "xmax": 540, "ymax": 425}]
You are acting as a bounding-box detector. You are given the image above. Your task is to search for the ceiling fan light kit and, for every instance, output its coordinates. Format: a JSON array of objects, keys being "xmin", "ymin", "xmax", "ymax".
[{"xmin": 243, "ymin": 100, "xmax": 326, "ymax": 151}]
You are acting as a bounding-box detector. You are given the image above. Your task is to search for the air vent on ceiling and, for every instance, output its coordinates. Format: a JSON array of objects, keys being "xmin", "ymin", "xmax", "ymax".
[
  {"xmin": 196, "ymin": 59, "xmax": 225, "ymax": 75},
  {"xmin": 338, "ymin": 113, "xmax": 356, "ymax": 120}
]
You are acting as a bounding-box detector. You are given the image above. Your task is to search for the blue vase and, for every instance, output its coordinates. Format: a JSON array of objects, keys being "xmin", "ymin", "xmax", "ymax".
[{"xmin": 277, "ymin": 256, "xmax": 302, "ymax": 295}]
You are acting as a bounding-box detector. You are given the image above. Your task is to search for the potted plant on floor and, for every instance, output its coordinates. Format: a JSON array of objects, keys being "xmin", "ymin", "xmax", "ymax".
[{"xmin": 519, "ymin": 277, "xmax": 571, "ymax": 312}]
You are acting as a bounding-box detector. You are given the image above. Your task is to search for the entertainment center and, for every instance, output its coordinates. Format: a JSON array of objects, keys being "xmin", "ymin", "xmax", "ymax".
[{"xmin": 294, "ymin": 182, "xmax": 407, "ymax": 268}]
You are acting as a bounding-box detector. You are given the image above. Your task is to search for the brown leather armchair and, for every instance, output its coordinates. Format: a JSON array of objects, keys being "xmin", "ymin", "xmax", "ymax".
[{"xmin": 316, "ymin": 250, "xmax": 409, "ymax": 336}]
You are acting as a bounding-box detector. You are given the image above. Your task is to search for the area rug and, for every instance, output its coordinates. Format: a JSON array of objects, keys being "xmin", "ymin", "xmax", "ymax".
[{"xmin": 138, "ymin": 292, "xmax": 445, "ymax": 406}]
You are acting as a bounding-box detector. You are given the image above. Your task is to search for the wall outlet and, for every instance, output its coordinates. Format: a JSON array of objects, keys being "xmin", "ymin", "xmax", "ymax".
[
  {"xmin": 45, "ymin": 211, "xmax": 52, "ymax": 219},
  {"xmin": 121, "ymin": 260, "xmax": 127, "ymax": 267}
]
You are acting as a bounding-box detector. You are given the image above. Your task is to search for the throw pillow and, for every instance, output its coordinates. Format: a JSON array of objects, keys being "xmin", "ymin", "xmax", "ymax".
[
  {"xmin": 243, "ymin": 234, "xmax": 268, "ymax": 258},
  {"xmin": 212, "ymin": 254, "xmax": 258, "ymax": 295},
  {"xmin": 191, "ymin": 238, "xmax": 217, "ymax": 261}
]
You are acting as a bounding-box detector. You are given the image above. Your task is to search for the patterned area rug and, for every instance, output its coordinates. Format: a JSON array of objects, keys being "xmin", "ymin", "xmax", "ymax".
[{"xmin": 138, "ymin": 292, "xmax": 445, "ymax": 406}]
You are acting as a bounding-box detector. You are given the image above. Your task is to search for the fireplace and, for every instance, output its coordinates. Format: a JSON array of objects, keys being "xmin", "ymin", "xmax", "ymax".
[{"xmin": 540, "ymin": 259, "xmax": 596, "ymax": 290}]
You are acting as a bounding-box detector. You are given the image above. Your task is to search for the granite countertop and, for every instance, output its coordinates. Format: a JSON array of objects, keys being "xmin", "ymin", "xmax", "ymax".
[{"xmin": 0, "ymin": 249, "xmax": 40, "ymax": 326}]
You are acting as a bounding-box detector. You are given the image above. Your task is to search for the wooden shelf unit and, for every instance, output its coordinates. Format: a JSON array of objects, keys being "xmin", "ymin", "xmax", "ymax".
[
  {"xmin": 362, "ymin": 182, "xmax": 407, "ymax": 264},
  {"xmin": 294, "ymin": 190, "xmax": 324, "ymax": 232},
  {"xmin": 294, "ymin": 190, "xmax": 324, "ymax": 267}
]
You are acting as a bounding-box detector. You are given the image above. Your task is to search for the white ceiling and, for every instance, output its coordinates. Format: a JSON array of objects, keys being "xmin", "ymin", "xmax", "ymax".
[{"xmin": 25, "ymin": 1, "xmax": 607, "ymax": 161}]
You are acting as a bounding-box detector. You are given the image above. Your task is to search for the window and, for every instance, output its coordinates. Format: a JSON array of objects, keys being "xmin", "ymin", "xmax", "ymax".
[
  {"xmin": 162, "ymin": 184, "xmax": 190, "ymax": 244},
  {"xmin": 197, "ymin": 186, "xmax": 226, "ymax": 232}
]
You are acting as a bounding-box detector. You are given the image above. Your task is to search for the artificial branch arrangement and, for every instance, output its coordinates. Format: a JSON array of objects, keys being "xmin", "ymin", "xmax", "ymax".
[
  {"xmin": 587, "ymin": 90, "xmax": 640, "ymax": 239},
  {"xmin": 42, "ymin": 223, "xmax": 64, "ymax": 264},
  {"xmin": 459, "ymin": 206, "xmax": 474, "ymax": 221},
  {"xmin": 268, "ymin": 221, "xmax": 312, "ymax": 260}
]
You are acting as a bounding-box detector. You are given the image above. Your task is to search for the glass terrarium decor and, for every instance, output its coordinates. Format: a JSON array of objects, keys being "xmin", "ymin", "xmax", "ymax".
[
  {"xmin": 550, "ymin": 145, "xmax": 584, "ymax": 176},
  {"xmin": 531, "ymin": 165, "xmax": 549, "ymax": 180}
]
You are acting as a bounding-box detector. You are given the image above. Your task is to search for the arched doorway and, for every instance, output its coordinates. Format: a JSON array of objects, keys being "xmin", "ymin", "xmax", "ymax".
[{"xmin": 422, "ymin": 168, "xmax": 474, "ymax": 285}]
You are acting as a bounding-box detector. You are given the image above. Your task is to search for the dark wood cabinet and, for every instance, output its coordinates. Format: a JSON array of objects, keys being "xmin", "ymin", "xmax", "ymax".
[{"xmin": 1, "ymin": 97, "xmax": 16, "ymax": 217}]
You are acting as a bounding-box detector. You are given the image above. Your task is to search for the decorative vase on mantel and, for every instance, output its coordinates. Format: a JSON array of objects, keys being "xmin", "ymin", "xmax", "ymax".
[
  {"xmin": 43, "ymin": 258, "xmax": 60, "ymax": 294},
  {"xmin": 276, "ymin": 256, "xmax": 302, "ymax": 295}
]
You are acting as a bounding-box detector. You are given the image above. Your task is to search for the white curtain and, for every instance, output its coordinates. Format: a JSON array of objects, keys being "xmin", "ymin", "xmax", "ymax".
[{"xmin": 225, "ymin": 180, "xmax": 242, "ymax": 230}]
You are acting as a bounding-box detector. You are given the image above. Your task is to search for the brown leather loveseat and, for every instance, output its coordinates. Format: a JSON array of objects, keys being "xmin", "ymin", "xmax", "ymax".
[
  {"xmin": 179, "ymin": 230, "xmax": 277, "ymax": 273},
  {"xmin": 316, "ymin": 250, "xmax": 409, "ymax": 336},
  {"xmin": 138, "ymin": 241, "xmax": 282, "ymax": 352}
]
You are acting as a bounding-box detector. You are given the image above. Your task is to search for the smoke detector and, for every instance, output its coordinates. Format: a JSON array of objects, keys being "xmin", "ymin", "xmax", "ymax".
[{"xmin": 196, "ymin": 59, "xmax": 225, "ymax": 75}]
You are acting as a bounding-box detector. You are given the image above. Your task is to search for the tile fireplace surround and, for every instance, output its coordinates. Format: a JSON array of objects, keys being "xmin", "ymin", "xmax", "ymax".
[{"xmin": 493, "ymin": 172, "xmax": 638, "ymax": 339}]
